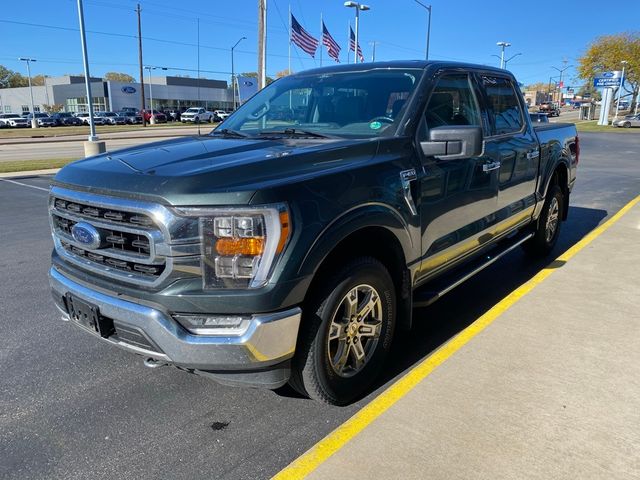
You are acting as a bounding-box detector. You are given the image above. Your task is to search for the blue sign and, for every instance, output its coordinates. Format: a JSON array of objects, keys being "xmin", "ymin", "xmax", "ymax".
[
  {"xmin": 594, "ymin": 71, "xmax": 622, "ymax": 88},
  {"xmin": 121, "ymin": 86, "xmax": 137, "ymax": 94},
  {"xmin": 236, "ymin": 76, "xmax": 259, "ymax": 103}
]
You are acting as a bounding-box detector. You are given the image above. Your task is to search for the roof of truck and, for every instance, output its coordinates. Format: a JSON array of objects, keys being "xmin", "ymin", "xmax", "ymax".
[{"xmin": 294, "ymin": 60, "xmax": 510, "ymax": 77}]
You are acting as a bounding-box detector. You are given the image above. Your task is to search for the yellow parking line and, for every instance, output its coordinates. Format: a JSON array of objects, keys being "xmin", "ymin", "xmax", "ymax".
[{"xmin": 273, "ymin": 193, "xmax": 640, "ymax": 480}]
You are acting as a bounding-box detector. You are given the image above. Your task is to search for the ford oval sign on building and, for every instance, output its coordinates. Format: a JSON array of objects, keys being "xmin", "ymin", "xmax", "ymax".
[{"xmin": 121, "ymin": 86, "xmax": 137, "ymax": 94}]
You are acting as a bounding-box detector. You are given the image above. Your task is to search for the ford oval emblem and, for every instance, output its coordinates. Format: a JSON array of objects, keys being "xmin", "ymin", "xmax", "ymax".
[
  {"xmin": 71, "ymin": 222, "xmax": 102, "ymax": 249},
  {"xmin": 243, "ymin": 81, "xmax": 254, "ymax": 86},
  {"xmin": 602, "ymin": 72, "xmax": 614, "ymax": 78},
  {"xmin": 121, "ymin": 86, "xmax": 137, "ymax": 94}
]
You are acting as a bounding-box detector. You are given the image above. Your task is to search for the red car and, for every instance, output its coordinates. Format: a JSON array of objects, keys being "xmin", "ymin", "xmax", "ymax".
[{"xmin": 140, "ymin": 110, "xmax": 167, "ymax": 123}]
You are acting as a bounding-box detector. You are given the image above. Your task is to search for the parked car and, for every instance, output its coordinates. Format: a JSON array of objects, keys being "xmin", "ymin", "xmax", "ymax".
[
  {"xmin": 213, "ymin": 109, "xmax": 230, "ymax": 121},
  {"xmin": 48, "ymin": 61, "xmax": 578, "ymax": 405},
  {"xmin": 25, "ymin": 113, "xmax": 57, "ymax": 127},
  {"xmin": 167, "ymin": 110, "xmax": 182, "ymax": 121},
  {"xmin": 180, "ymin": 107, "xmax": 215, "ymax": 123},
  {"xmin": 140, "ymin": 110, "xmax": 167, "ymax": 123},
  {"xmin": 529, "ymin": 113, "xmax": 549, "ymax": 123},
  {"xmin": 613, "ymin": 114, "xmax": 640, "ymax": 128},
  {"xmin": 0, "ymin": 113, "xmax": 29, "ymax": 128},
  {"xmin": 95, "ymin": 111, "xmax": 127, "ymax": 125},
  {"xmin": 617, "ymin": 101, "xmax": 630, "ymax": 111},
  {"xmin": 539, "ymin": 102, "xmax": 560, "ymax": 117},
  {"xmin": 116, "ymin": 111, "xmax": 143, "ymax": 124},
  {"xmin": 51, "ymin": 112, "xmax": 83, "ymax": 126},
  {"xmin": 75, "ymin": 112, "xmax": 106, "ymax": 126}
]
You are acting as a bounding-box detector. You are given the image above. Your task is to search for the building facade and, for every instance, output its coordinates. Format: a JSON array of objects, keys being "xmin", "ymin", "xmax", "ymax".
[{"xmin": 0, "ymin": 75, "xmax": 233, "ymax": 114}]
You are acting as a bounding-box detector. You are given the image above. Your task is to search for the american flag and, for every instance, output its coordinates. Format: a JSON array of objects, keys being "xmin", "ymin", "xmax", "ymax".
[
  {"xmin": 291, "ymin": 14, "xmax": 318, "ymax": 58},
  {"xmin": 349, "ymin": 27, "xmax": 364, "ymax": 62},
  {"xmin": 322, "ymin": 22, "xmax": 341, "ymax": 63}
]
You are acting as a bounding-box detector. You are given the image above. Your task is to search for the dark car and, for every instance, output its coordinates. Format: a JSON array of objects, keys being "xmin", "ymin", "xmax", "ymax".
[
  {"xmin": 49, "ymin": 61, "xmax": 578, "ymax": 405},
  {"xmin": 529, "ymin": 113, "xmax": 549, "ymax": 123},
  {"xmin": 51, "ymin": 112, "xmax": 83, "ymax": 126}
]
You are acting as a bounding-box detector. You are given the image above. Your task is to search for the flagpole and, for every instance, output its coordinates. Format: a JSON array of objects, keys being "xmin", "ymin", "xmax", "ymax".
[
  {"xmin": 347, "ymin": 21, "xmax": 350, "ymax": 64},
  {"xmin": 288, "ymin": 4, "xmax": 291, "ymax": 75},
  {"xmin": 319, "ymin": 13, "xmax": 323, "ymax": 67}
]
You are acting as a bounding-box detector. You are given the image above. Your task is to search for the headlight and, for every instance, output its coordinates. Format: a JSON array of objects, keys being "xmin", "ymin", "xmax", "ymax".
[{"xmin": 178, "ymin": 205, "xmax": 290, "ymax": 289}]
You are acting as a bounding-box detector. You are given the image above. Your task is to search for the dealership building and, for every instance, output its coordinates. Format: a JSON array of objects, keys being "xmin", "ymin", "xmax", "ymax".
[{"xmin": 0, "ymin": 75, "xmax": 234, "ymax": 114}]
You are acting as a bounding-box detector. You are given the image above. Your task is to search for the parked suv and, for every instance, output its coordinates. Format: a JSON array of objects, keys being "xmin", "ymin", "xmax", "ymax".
[
  {"xmin": 25, "ymin": 113, "xmax": 56, "ymax": 127},
  {"xmin": 51, "ymin": 112, "xmax": 83, "ymax": 126},
  {"xmin": 180, "ymin": 107, "xmax": 215, "ymax": 123},
  {"xmin": 0, "ymin": 113, "xmax": 29, "ymax": 128},
  {"xmin": 49, "ymin": 61, "xmax": 578, "ymax": 405},
  {"xmin": 95, "ymin": 111, "xmax": 127, "ymax": 125},
  {"xmin": 75, "ymin": 112, "xmax": 105, "ymax": 126}
]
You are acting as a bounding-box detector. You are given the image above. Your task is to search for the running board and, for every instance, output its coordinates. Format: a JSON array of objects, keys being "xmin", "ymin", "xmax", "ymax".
[{"xmin": 413, "ymin": 232, "xmax": 534, "ymax": 308}]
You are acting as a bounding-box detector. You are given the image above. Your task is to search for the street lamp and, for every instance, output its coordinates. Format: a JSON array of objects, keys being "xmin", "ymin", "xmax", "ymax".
[
  {"xmin": 18, "ymin": 57, "xmax": 38, "ymax": 128},
  {"xmin": 551, "ymin": 64, "xmax": 572, "ymax": 106},
  {"xmin": 344, "ymin": 1, "xmax": 370, "ymax": 64},
  {"xmin": 414, "ymin": 1, "xmax": 432, "ymax": 60},
  {"xmin": 231, "ymin": 36, "xmax": 246, "ymax": 110},
  {"xmin": 144, "ymin": 65, "xmax": 167, "ymax": 124},
  {"xmin": 491, "ymin": 52, "xmax": 522, "ymax": 69},
  {"xmin": 614, "ymin": 60, "xmax": 628, "ymax": 121},
  {"xmin": 496, "ymin": 42, "xmax": 511, "ymax": 69}
]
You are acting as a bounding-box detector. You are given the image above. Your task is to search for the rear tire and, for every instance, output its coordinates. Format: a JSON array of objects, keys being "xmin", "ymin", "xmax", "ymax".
[
  {"xmin": 289, "ymin": 257, "xmax": 396, "ymax": 405},
  {"xmin": 523, "ymin": 183, "xmax": 564, "ymax": 257},
  {"xmin": 624, "ymin": 122, "xmax": 631, "ymax": 128}
]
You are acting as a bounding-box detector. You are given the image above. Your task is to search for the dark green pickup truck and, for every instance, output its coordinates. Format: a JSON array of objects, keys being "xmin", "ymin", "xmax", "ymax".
[{"xmin": 49, "ymin": 61, "xmax": 578, "ymax": 405}]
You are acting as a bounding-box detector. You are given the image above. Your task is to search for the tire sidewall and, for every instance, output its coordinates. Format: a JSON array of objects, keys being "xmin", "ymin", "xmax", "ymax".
[
  {"xmin": 305, "ymin": 260, "xmax": 396, "ymax": 404},
  {"xmin": 539, "ymin": 184, "xmax": 563, "ymax": 249}
]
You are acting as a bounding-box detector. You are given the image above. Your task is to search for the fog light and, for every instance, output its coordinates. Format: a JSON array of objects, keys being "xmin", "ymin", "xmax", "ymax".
[{"xmin": 173, "ymin": 314, "xmax": 251, "ymax": 335}]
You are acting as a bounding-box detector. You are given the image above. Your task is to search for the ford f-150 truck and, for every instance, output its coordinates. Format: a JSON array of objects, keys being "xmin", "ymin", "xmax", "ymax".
[{"xmin": 49, "ymin": 61, "xmax": 578, "ymax": 405}]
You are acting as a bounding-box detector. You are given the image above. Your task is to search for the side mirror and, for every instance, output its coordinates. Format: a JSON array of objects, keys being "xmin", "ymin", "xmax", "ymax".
[{"xmin": 420, "ymin": 125, "xmax": 483, "ymax": 160}]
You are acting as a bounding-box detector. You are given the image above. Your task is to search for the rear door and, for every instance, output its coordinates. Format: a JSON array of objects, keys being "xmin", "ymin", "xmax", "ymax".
[
  {"xmin": 477, "ymin": 74, "xmax": 540, "ymax": 235},
  {"xmin": 415, "ymin": 71, "xmax": 500, "ymax": 281}
]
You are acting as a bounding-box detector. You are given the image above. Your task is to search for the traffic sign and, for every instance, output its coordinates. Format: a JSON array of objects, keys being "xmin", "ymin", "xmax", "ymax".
[{"xmin": 594, "ymin": 71, "xmax": 622, "ymax": 88}]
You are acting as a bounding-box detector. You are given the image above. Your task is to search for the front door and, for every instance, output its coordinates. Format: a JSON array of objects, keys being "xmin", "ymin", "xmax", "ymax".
[{"xmin": 415, "ymin": 72, "xmax": 500, "ymax": 282}]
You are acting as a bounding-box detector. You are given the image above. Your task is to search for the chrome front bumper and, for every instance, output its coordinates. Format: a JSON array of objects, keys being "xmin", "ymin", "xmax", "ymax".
[{"xmin": 49, "ymin": 267, "xmax": 302, "ymax": 371}]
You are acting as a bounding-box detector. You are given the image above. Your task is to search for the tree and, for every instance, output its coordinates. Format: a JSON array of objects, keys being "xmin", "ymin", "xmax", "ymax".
[
  {"xmin": 104, "ymin": 72, "xmax": 136, "ymax": 83},
  {"xmin": 525, "ymin": 82, "xmax": 548, "ymax": 92},
  {"xmin": 42, "ymin": 104, "xmax": 64, "ymax": 113},
  {"xmin": 577, "ymin": 32, "xmax": 640, "ymax": 109},
  {"xmin": 0, "ymin": 65, "xmax": 28, "ymax": 88},
  {"xmin": 32, "ymin": 75, "xmax": 47, "ymax": 86},
  {"xmin": 275, "ymin": 69, "xmax": 291, "ymax": 78}
]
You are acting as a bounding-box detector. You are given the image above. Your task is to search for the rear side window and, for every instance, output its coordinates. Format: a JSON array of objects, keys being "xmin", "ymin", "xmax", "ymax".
[{"xmin": 482, "ymin": 76, "xmax": 524, "ymax": 135}]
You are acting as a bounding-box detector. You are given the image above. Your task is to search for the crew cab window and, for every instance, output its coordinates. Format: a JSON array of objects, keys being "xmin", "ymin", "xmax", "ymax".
[
  {"xmin": 482, "ymin": 76, "xmax": 524, "ymax": 135},
  {"xmin": 418, "ymin": 73, "xmax": 481, "ymax": 140}
]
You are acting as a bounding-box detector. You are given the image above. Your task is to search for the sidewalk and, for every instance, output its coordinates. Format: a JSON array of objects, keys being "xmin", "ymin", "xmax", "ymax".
[{"xmin": 299, "ymin": 199, "xmax": 640, "ymax": 479}]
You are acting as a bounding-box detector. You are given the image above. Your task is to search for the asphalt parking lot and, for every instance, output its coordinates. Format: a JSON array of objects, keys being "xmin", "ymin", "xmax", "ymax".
[{"xmin": 1, "ymin": 132, "xmax": 638, "ymax": 480}]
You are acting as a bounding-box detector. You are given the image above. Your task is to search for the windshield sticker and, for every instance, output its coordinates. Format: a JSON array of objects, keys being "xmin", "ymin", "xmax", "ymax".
[{"xmin": 369, "ymin": 121, "xmax": 382, "ymax": 130}]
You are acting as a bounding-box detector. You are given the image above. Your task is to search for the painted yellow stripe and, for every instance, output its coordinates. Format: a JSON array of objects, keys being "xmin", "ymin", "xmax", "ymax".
[{"xmin": 273, "ymin": 194, "xmax": 640, "ymax": 480}]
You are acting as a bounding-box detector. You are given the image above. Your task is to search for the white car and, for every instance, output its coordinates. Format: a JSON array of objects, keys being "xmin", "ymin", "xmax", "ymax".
[
  {"xmin": 180, "ymin": 107, "xmax": 214, "ymax": 123},
  {"xmin": 213, "ymin": 110, "xmax": 230, "ymax": 121},
  {"xmin": 75, "ymin": 112, "xmax": 105, "ymax": 126},
  {"xmin": 0, "ymin": 113, "xmax": 29, "ymax": 128}
]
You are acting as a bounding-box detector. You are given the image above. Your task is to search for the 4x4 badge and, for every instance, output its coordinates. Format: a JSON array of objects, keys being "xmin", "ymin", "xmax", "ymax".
[{"xmin": 400, "ymin": 169, "xmax": 418, "ymax": 216}]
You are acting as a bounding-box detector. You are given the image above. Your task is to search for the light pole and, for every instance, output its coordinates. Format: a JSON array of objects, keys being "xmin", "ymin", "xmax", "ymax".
[
  {"xmin": 231, "ymin": 36, "xmax": 246, "ymax": 110},
  {"xmin": 344, "ymin": 2, "xmax": 370, "ymax": 64},
  {"xmin": 552, "ymin": 64, "xmax": 572, "ymax": 106},
  {"xmin": 144, "ymin": 65, "xmax": 167, "ymax": 124},
  {"xmin": 613, "ymin": 60, "xmax": 628, "ymax": 121},
  {"xmin": 496, "ymin": 42, "xmax": 511, "ymax": 69},
  {"xmin": 18, "ymin": 58, "xmax": 38, "ymax": 128},
  {"xmin": 491, "ymin": 52, "xmax": 522, "ymax": 69},
  {"xmin": 414, "ymin": 1, "xmax": 432, "ymax": 60}
]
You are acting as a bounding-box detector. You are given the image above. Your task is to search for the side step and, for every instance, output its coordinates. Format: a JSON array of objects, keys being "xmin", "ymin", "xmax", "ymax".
[{"xmin": 413, "ymin": 231, "xmax": 534, "ymax": 308}]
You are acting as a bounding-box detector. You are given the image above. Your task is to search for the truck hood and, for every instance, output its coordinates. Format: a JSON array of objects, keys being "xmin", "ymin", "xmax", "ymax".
[{"xmin": 53, "ymin": 135, "xmax": 379, "ymax": 206}]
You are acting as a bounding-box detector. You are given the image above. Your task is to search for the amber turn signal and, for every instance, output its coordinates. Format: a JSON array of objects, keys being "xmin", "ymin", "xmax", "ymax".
[{"xmin": 215, "ymin": 237, "xmax": 265, "ymax": 256}]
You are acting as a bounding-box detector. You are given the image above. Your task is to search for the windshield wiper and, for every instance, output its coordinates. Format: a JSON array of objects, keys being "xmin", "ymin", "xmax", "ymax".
[
  {"xmin": 210, "ymin": 128, "xmax": 249, "ymax": 138},
  {"xmin": 257, "ymin": 128, "xmax": 331, "ymax": 139}
]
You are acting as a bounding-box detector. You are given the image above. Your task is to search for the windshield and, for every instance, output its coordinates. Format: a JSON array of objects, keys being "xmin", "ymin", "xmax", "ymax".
[{"xmin": 219, "ymin": 68, "xmax": 423, "ymax": 138}]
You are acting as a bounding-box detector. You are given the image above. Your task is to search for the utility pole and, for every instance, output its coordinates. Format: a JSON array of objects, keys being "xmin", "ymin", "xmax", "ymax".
[
  {"xmin": 496, "ymin": 41, "xmax": 511, "ymax": 69},
  {"xmin": 613, "ymin": 60, "xmax": 628, "ymax": 121},
  {"xmin": 552, "ymin": 61, "xmax": 571, "ymax": 106},
  {"xmin": 231, "ymin": 37, "xmax": 246, "ymax": 110},
  {"xmin": 414, "ymin": 1, "xmax": 432, "ymax": 60},
  {"xmin": 257, "ymin": 0, "xmax": 267, "ymax": 89},
  {"xmin": 136, "ymin": 3, "xmax": 147, "ymax": 127},
  {"xmin": 369, "ymin": 41, "xmax": 379, "ymax": 62},
  {"xmin": 18, "ymin": 58, "xmax": 38, "ymax": 128}
]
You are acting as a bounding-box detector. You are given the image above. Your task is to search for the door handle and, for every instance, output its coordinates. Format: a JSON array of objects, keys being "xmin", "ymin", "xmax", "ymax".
[
  {"xmin": 482, "ymin": 161, "xmax": 501, "ymax": 172},
  {"xmin": 527, "ymin": 150, "xmax": 540, "ymax": 160}
]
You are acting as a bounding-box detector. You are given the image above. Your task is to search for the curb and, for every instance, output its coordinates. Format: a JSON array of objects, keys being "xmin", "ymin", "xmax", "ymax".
[{"xmin": 0, "ymin": 168, "xmax": 60, "ymax": 178}]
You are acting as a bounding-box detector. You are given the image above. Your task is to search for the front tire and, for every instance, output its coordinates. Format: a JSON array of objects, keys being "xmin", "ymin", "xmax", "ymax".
[
  {"xmin": 523, "ymin": 183, "xmax": 564, "ymax": 257},
  {"xmin": 290, "ymin": 257, "xmax": 396, "ymax": 405},
  {"xmin": 623, "ymin": 122, "xmax": 631, "ymax": 128}
]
